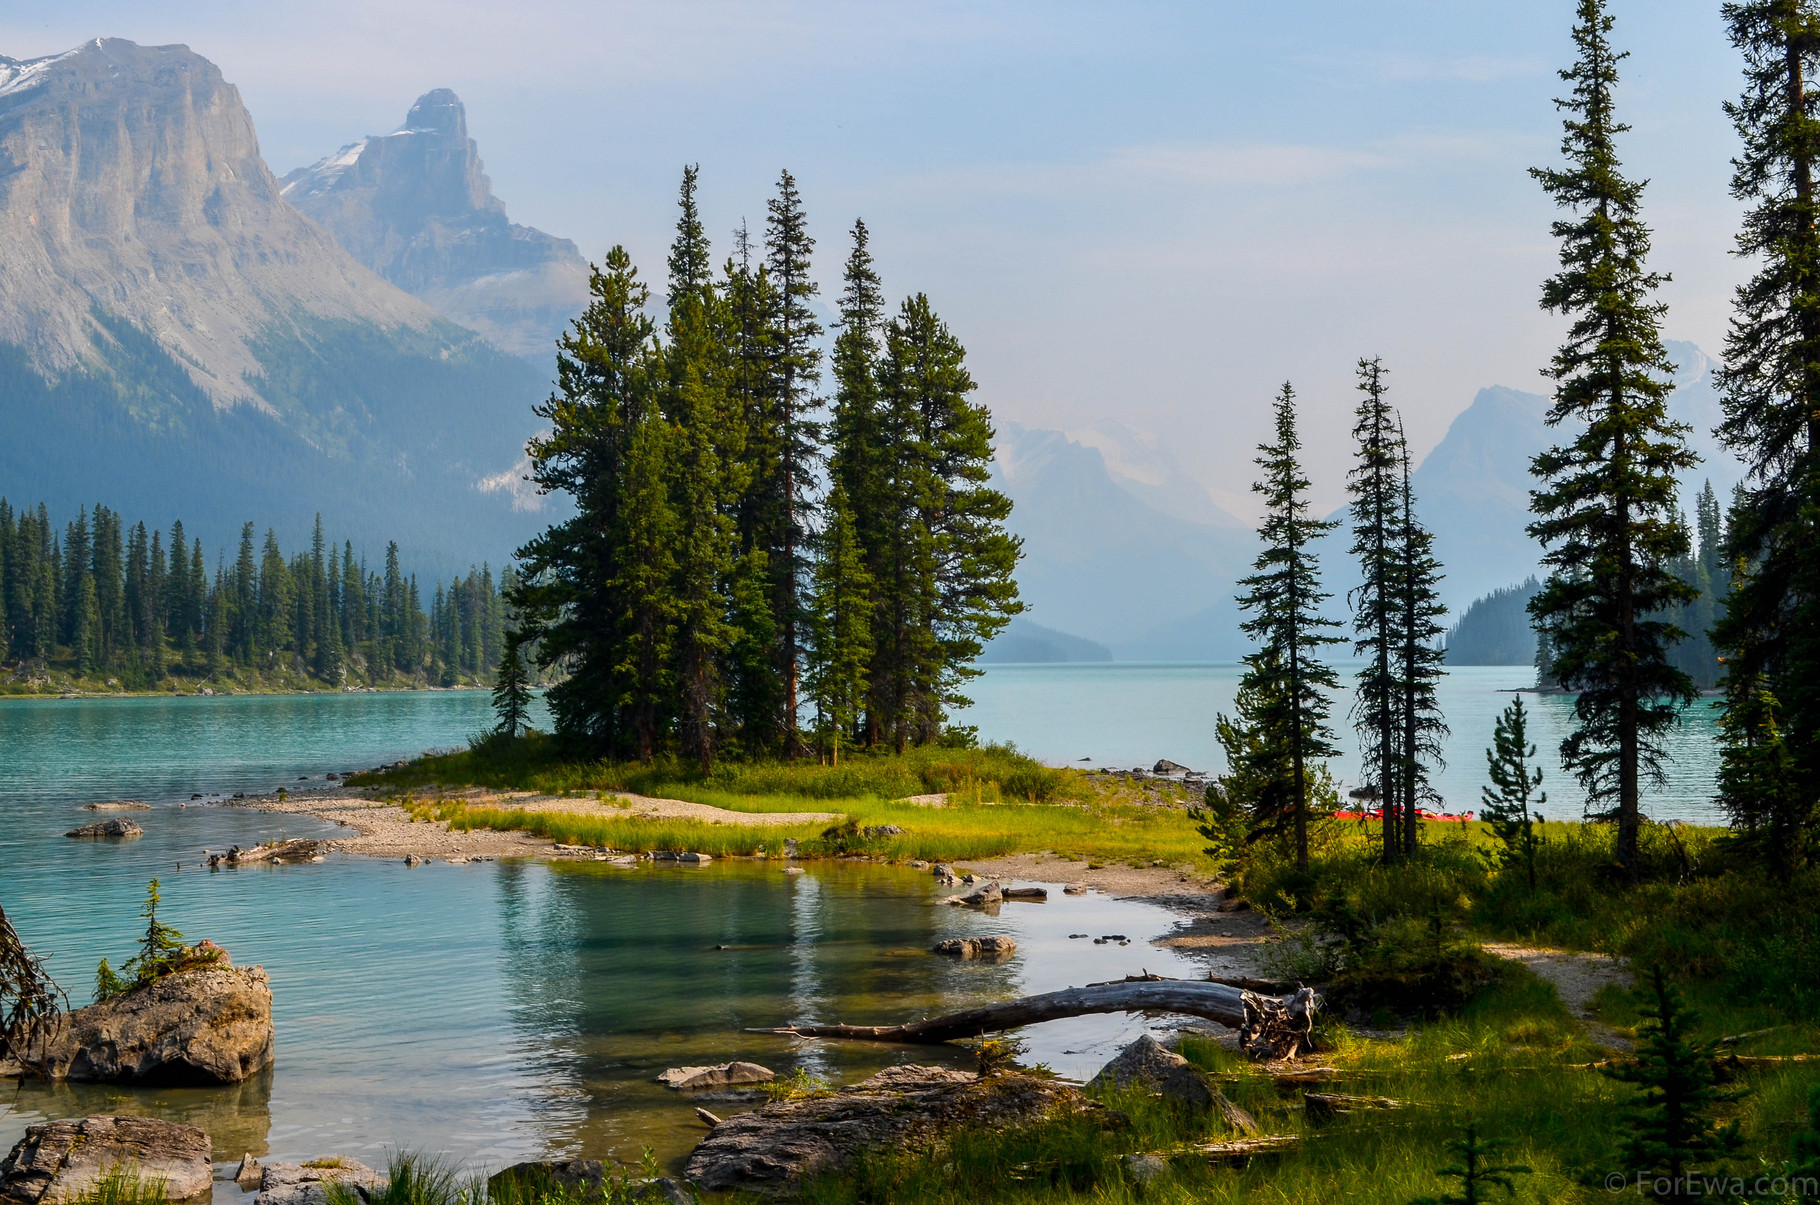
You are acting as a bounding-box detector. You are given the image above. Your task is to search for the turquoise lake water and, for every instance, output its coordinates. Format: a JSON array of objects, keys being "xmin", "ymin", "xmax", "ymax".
[{"xmin": 0, "ymin": 665, "xmax": 1726, "ymax": 1173}]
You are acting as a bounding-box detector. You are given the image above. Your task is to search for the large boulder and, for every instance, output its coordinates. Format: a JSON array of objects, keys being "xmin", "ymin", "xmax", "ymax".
[
  {"xmin": 684, "ymin": 1066, "xmax": 1083, "ymax": 1195},
  {"xmin": 931, "ymin": 937, "xmax": 1016, "ymax": 960},
  {"xmin": 1087, "ymin": 1034, "xmax": 1257, "ymax": 1133},
  {"xmin": 24, "ymin": 966, "xmax": 273, "ymax": 1084},
  {"xmin": 258, "ymin": 1159, "xmax": 385, "ymax": 1205},
  {"xmin": 0, "ymin": 1115, "xmax": 211, "ymax": 1203}
]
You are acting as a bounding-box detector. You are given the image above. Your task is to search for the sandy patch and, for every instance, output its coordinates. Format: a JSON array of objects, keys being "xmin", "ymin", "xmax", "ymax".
[
  {"xmin": 1483, "ymin": 942, "xmax": 1634, "ymax": 1049},
  {"xmin": 959, "ymin": 851, "xmax": 1218, "ymax": 900},
  {"xmin": 241, "ymin": 787, "xmax": 837, "ymax": 861}
]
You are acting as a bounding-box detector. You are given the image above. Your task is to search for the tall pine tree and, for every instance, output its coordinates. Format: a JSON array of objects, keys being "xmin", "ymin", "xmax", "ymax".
[
  {"xmin": 1714, "ymin": 0, "xmax": 1820, "ymax": 869},
  {"xmin": 1396, "ymin": 423, "xmax": 1449, "ymax": 854},
  {"xmin": 1527, "ymin": 0, "xmax": 1698, "ymax": 874},
  {"xmin": 1234, "ymin": 384, "xmax": 1341, "ymax": 871},
  {"xmin": 1347, "ymin": 356, "xmax": 1405, "ymax": 861}
]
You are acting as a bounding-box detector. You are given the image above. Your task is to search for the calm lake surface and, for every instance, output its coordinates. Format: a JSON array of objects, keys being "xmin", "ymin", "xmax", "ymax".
[{"xmin": 0, "ymin": 666, "xmax": 1725, "ymax": 1172}]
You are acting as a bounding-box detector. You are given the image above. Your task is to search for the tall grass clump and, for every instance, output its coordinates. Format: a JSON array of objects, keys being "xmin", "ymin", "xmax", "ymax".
[{"xmin": 69, "ymin": 1168, "xmax": 169, "ymax": 1205}]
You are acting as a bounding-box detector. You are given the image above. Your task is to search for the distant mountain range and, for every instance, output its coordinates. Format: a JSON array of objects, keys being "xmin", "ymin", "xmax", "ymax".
[
  {"xmin": 0, "ymin": 40, "xmax": 549, "ymax": 573},
  {"xmin": 989, "ymin": 342, "xmax": 1745, "ymax": 663},
  {"xmin": 281, "ymin": 89, "xmax": 590, "ymax": 361}
]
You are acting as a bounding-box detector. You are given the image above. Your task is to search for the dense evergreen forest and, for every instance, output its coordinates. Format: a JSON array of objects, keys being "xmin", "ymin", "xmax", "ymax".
[
  {"xmin": 0, "ymin": 500, "xmax": 508, "ymax": 692},
  {"xmin": 507, "ymin": 168, "xmax": 1021, "ymax": 767}
]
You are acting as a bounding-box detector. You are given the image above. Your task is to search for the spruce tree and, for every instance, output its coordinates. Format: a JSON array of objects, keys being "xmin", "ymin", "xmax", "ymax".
[
  {"xmin": 492, "ymin": 631, "xmax": 533, "ymax": 739},
  {"xmin": 1348, "ymin": 356, "xmax": 1405, "ymax": 860},
  {"xmin": 1410, "ymin": 1119, "xmax": 1531, "ymax": 1205},
  {"xmin": 1481, "ymin": 696, "xmax": 1546, "ymax": 890},
  {"xmin": 663, "ymin": 167, "xmax": 743, "ymax": 771},
  {"xmin": 829, "ymin": 220, "xmax": 889, "ymax": 745},
  {"xmin": 1396, "ymin": 430, "xmax": 1449, "ymax": 854},
  {"xmin": 1234, "ymin": 384, "xmax": 1341, "ymax": 870},
  {"xmin": 805, "ymin": 484, "xmax": 874, "ymax": 765},
  {"xmin": 516, "ymin": 246, "xmax": 664, "ymax": 757},
  {"xmin": 1714, "ymin": 0, "xmax": 1820, "ymax": 864},
  {"xmin": 762, "ymin": 170, "xmax": 824, "ymax": 755},
  {"xmin": 1528, "ymin": 0, "xmax": 1698, "ymax": 874},
  {"xmin": 1605, "ymin": 966, "xmax": 1743, "ymax": 1201},
  {"xmin": 1715, "ymin": 679, "xmax": 1809, "ymax": 875},
  {"xmin": 873, "ymin": 294, "xmax": 1021, "ymax": 748}
]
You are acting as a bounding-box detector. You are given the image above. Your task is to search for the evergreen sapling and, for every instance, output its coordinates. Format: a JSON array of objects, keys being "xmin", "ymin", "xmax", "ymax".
[
  {"xmin": 1481, "ymin": 696, "xmax": 1546, "ymax": 890},
  {"xmin": 1410, "ymin": 1119, "xmax": 1532, "ymax": 1205}
]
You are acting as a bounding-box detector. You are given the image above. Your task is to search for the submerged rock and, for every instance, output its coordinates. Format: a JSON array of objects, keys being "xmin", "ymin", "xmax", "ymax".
[
  {"xmin": 82, "ymin": 800, "xmax": 150, "ymax": 812},
  {"xmin": 684, "ymin": 1066, "xmax": 1084, "ymax": 1195},
  {"xmin": 63, "ymin": 819, "xmax": 142, "ymax": 839},
  {"xmin": 258, "ymin": 1159, "xmax": 384, "ymax": 1205},
  {"xmin": 932, "ymin": 936, "xmax": 1017, "ymax": 960},
  {"xmin": 18, "ymin": 966, "xmax": 273, "ymax": 1084},
  {"xmin": 657, "ymin": 1061, "xmax": 774, "ymax": 1090},
  {"xmin": 0, "ymin": 1115, "xmax": 211, "ymax": 1203}
]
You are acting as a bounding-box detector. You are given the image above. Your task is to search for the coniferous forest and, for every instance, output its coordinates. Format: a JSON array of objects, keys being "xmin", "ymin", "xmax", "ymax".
[
  {"xmin": 0, "ymin": 501, "xmax": 509, "ymax": 692},
  {"xmin": 508, "ymin": 168, "xmax": 1022, "ymax": 768}
]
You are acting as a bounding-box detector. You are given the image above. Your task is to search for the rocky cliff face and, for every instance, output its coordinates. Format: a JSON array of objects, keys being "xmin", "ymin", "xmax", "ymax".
[
  {"xmin": 0, "ymin": 40, "xmax": 548, "ymax": 570},
  {"xmin": 283, "ymin": 89, "xmax": 589, "ymax": 360},
  {"xmin": 0, "ymin": 38, "xmax": 431, "ymax": 401}
]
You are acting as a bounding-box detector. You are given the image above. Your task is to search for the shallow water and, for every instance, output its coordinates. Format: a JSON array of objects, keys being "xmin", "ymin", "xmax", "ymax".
[
  {"xmin": 0, "ymin": 665, "xmax": 1726, "ymax": 1174},
  {"xmin": 0, "ymin": 692, "xmax": 1215, "ymax": 1172}
]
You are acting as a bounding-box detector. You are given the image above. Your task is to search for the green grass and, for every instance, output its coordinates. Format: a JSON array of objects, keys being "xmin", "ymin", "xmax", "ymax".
[
  {"xmin": 68, "ymin": 1169, "xmax": 169, "ymax": 1205},
  {"xmin": 790, "ymin": 965, "xmax": 1820, "ymax": 1204}
]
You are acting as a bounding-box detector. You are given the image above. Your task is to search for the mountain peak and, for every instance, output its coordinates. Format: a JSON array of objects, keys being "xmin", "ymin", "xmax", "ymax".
[
  {"xmin": 283, "ymin": 89, "xmax": 588, "ymax": 359},
  {"xmin": 401, "ymin": 87, "xmax": 466, "ymax": 137}
]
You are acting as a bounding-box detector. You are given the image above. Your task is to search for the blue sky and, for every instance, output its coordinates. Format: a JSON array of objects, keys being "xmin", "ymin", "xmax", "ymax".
[{"xmin": 3, "ymin": 1, "xmax": 1747, "ymax": 515}]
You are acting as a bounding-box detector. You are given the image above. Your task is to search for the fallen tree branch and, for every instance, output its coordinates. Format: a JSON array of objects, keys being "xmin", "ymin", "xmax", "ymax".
[{"xmin": 752, "ymin": 980, "xmax": 1319, "ymax": 1058}]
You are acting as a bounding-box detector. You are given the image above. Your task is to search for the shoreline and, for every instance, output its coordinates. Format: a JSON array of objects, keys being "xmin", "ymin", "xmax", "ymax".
[{"xmin": 241, "ymin": 787, "xmax": 1236, "ymax": 903}]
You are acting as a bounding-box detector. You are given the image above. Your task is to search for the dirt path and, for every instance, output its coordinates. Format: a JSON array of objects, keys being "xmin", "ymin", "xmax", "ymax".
[
  {"xmin": 1483, "ymin": 942, "xmax": 1634, "ymax": 1049},
  {"xmin": 244, "ymin": 787, "xmax": 837, "ymax": 861}
]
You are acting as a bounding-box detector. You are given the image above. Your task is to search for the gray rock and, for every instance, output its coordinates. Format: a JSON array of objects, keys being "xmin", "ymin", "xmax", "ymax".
[
  {"xmin": 684, "ymin": 1066, "xmax": 1076, "ymax": 1195},
  {"xmin": 234, "ymin": 1155, "xmax": 263, "ymax": 1189},
  {"xmin": 0, "ymin": 1115, "xmax": 211, "ymax": 1203},
  {"xmin": 1153, "ymin": 759, "xmax": 1190, "ymax": 775},
  {"xmin": 652, "ymin": 851, "xmax": 712, "ymax": 864},
  {"xmin": 82, "ymin": 800, "xmax": 150, "ymax": 812},
  {"xmin": 657, "ymin": 1061, "xmax": 774, "ymax": 1091},
  {"xmin": 931, "ymin": 864, "xmax": 953, "ymax": 878},
  {"xmin": 1087, "ymin": 1035, "xmax": 1258, "ymax": 1133},
  {"xmin": 1002, "ymin": 887, "xmax": 1048, "ymax": 902},
  {"xmin": 63, "ymin": 819, "xmax": 142, "ymax": 839},
  {"xmin": 859, "ymin": 825, "xmax": 905, "ymax": 839},
  {"xmin": 941, "ymin": 881, "xmax": 1002, "ymax": 909},
  {"xmin": 259, "ymin": 1160, "xmax": 384, "ymax": 1205},
  {"xmin": 631, "ymin": 1179, "xmax": 693, "ymax": 1205},
  {"xmin": 1063, "ymin": 883, "xmax": 1089, "ymax": 895},
  {"xmin": 1125, "ymin": 1153, "xmax": 1169, "ymax": 1185},
  {"xmin": 932, "ymin": 936, "xmax": 1017, "ymax": 960},
  {"xmin": 24, "ymin": 965, "xmax": 273, "ymax": 1084}
]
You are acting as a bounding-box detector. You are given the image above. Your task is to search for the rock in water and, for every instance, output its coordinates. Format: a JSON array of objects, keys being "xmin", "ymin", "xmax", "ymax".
[
  {"xmin": 931, "ymin": 937, "xmax": 1017, "ymax": 960},
  {"xmin": 656, "ymin": 1061, "xmax": 775, "ymax": 1090},
  {"xmin": 63, "ymin": 819, "xmax": 142, "ymax": 839},
  {"xmin": 27, "ymin": 966, "xmax": 273, "ymax": 1084},
  {"xmin": 940, "ymin": 882, "xmax": 1003, "ymax": 909},
  {"xmin": 1087, "ymin": 1035, "xmax": 1257, "ymax": 1133},
  {"xmin": 82, "ymin": 800, "xmax": 150, "ymax": 812},
  {"xmin": 258, "ymin": 1160, "xmax": 385, "ymax": 1205},
  {"xmin": 1153, "ymin": 759, "xmax": 1190, "ymax": 775},
  {"xmin": 0, "ymin": 1115, "xmax": 211, "ymax": 1203},
  {"xmin": 1001, "ymin": 887, "xmax": 1048, "ymax": 902},
  {"xmin": 684, "ymin": 1067, "xmax": 1082, "ymax": 1195}
]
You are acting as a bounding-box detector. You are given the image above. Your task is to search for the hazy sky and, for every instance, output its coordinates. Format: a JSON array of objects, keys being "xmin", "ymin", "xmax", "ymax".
[{"xmin": 4, "ymin": 1, "xmax": 1747, "ymax": 516}]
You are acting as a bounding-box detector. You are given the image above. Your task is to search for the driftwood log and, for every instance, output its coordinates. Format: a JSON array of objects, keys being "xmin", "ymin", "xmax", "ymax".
[{"xmin": 753, "ymin": 979, "xmax": 1319, "ymax": 1059}]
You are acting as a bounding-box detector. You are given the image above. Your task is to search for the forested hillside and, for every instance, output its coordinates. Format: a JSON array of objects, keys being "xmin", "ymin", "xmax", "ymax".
[{"xmin": 0, "ymin": 500, "xmax": 507, "ymax": 693}]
